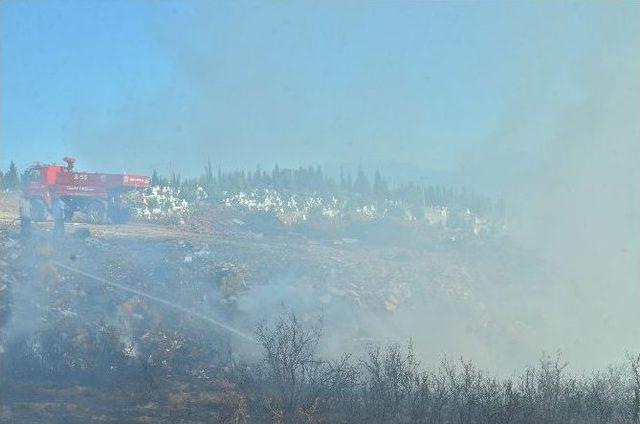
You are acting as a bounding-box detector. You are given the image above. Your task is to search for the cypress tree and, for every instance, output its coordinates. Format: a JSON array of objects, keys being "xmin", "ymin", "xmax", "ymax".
[
  {"xmin": 4, "ymin": 161, "xmax": 19, "ymax": 190},
  {"xmin": 353, "ymin": 166, "xmax": 371, "ymax": 198}
]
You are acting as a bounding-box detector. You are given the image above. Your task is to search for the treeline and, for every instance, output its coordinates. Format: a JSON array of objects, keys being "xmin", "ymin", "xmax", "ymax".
[
  {"xmin": 1, "ymin": 159, "xmax": 502, "ymax": 217},
  {"xmin": 154, "ymin": 161, "xmax": 499, "ymax": 217}
]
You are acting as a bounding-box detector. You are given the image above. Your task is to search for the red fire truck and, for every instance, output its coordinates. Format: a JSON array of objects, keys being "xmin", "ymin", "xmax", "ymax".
[{"xmin": 22, "ymin": 157, "xmax": 150, "ymax": 224}]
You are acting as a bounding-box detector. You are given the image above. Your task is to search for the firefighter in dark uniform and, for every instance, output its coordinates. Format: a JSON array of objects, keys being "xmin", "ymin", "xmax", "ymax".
[
  {"xmin": 52, "ymin": 197, "xmax": 65, "ymax": 237},
  {"xmin": 19, "ymin": 195, "xmax": 32, "ymax": 239}
]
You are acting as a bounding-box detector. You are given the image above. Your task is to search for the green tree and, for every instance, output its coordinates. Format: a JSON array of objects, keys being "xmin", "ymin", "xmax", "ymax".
[
  {"xmin": 4, "ymin": 161, "xmax": 19, "ymax": 190},
  {"xmin": 372, "ymin": 169, "xmax": 389, "ymax": 203},
  {"xmin": 170, "ymin": 173, "xmax": 181, "ymax": 188},
  {"xmin": 151, "ymin": 169, "xmax": 160, "ymax": 186},
  {"xmin": 204, "ymin": 159, "xmax": 214, "ymax": 186},
  {"xmin": 353, "ymin": 166, "xmax": 371, "ymax": 198}
]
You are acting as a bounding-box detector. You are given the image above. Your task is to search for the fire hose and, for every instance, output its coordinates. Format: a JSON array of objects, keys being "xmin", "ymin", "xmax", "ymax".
[{"xmin": 51, "ymin": 260, "xmax": 255, "ymax": 343}]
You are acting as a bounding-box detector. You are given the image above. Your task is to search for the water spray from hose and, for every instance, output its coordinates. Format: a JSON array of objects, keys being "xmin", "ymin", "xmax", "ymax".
[{"xmin": 52, "ymin": 260, "xmax": 255, "ymax": 343}]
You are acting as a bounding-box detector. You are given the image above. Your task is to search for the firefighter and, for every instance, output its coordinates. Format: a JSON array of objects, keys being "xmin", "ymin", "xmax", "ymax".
[
  {"xmin": 18, "ymin": 195, "xmax": 32, "ymax": 239},
  {"xmin": 52, "ymin": 197, "xmax": 66, "ymax": 237}
]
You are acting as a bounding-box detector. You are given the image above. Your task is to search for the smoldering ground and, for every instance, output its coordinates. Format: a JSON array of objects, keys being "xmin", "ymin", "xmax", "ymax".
[
  {"xmin": 1, "ymin": 218, "xmax": 592, "ymax": 379},
  {"xmin": 4, "ymin": 221, "xmax": 640, "ymax": 423}
]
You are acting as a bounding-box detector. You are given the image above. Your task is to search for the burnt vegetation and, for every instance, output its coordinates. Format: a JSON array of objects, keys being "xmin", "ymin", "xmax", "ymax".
[
  {"xmin": 221, "ymin": 314, "xmax": 640, "ymax": 424},
  {"xmin": 4, "ymin": 311, "xmax": 640, "ymax": 423}
]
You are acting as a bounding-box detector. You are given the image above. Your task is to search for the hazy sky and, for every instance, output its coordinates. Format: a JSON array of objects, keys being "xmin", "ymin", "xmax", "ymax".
[{"xmin": 1, "ymin": 1, "xmax": 638, "ymax": 186}]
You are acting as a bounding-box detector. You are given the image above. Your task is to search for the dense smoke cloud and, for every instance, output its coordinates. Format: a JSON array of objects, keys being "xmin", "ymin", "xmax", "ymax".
[
  {"xmin": 60, "ymin": 1, "xmax": 640, "ymax": 372},
  {"xmin": 461, "ymin": 5, "xmax": 640, "ymax": 369}
]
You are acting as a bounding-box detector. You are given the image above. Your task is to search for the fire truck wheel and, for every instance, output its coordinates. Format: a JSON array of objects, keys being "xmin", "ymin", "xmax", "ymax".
[
  {"xmin": 86, "ymin": 201, "xmax": 107, "ymax": 224},
  {"xmin": 30, "ymin": 198, "xmax": 47, "ymax": 221}
]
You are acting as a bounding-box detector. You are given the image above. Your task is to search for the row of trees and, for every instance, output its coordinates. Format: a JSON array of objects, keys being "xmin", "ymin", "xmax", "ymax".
[
  {"xmin": 153, "ymin": 161, "xmax": 498, "ymax": 216},
  {"xmin": 1, "ymin": 159, "xmax": 502, "ymax": 217}
]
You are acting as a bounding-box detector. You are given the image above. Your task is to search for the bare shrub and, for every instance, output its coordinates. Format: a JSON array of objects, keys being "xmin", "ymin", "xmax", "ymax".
[
  {"xmin": 255, "ymin": 313, "xmax": 323, "ymax": 416},
  {"xmin": 314, "ymin": 353, "xmax": 360, "ymax": 420},
  {"xmin": 443, "ymin": 357, "xmax": 485, "ymax": 424},
  {"xmin": 7, "ymin": 307, "xmax": 640, "ymax": 424},
  {"xmin": 244, "ymin": 316, "xmax": 640, "ymax": 424},
  {"xmin": 629, "ymin": 353, "xmax": 640, "ymax": 424},
  {"xmin": 360, "ymin": 343, "xmax": 419, "ymax": 422}
]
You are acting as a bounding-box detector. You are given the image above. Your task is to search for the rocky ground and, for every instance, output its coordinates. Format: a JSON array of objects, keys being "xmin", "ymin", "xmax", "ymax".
[{"xmin": 0, "ymin": 191, "xmax": 543, "ymax": 422}]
